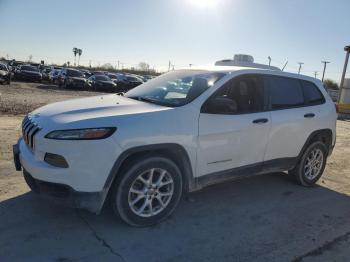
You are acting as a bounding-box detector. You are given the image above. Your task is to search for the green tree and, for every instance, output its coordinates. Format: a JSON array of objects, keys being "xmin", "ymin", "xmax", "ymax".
[{"xmin": 323, "ymin": 79, "xmax": 339, "ymax": 90}]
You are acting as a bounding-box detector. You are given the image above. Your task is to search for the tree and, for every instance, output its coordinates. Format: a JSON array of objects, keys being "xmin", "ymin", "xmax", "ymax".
[
  {"xmin": 72, "ymin": 47, "xmax": 78, "ymax": 66},
  {"xmin": 101, "ymin": 63, "xmax": 114, "ymax": 70},
  {"xmin": 138, "ymin": 62, "xmax": 150, "ymax": 71},
  {"xmin": 323, "ymin": 79, "xmax": 339, "ymax": 90}
]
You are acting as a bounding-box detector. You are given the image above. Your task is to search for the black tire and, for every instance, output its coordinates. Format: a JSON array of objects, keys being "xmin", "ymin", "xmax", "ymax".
[
  {"xmin": 110, "ymin": 156, "xmax": 183, "ymax": 227},
  {"xmin": 289, "ymin": 141, "xmax": 327, "ymax": 186}
]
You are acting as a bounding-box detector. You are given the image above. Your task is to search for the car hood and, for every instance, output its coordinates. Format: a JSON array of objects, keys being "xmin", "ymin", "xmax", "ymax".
[{"xmin": 30, "ymin": 94, "xmax": 170, "ymax": 128}]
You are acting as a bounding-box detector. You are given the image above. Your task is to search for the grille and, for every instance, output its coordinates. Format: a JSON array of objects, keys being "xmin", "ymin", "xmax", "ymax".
[{"xmin": 22, "ymin": 115, "xmax": 41, "ymax": 150}]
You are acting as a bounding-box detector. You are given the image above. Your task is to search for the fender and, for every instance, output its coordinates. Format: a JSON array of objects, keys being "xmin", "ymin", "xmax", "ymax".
[{"xmin": 103, "ymin": 143, "xmax": 196, "ymax": 192}]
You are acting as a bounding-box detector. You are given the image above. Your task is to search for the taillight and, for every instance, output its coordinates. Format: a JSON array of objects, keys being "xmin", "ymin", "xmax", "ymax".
[{"xmin": 335, "ymin": 104, "xmax": 339, "ymax": 113}]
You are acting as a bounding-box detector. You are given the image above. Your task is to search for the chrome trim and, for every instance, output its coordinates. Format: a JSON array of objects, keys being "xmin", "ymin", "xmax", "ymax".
[{"xmin": 21, "ymin": 115, "xmax": 41, "ymax": 150}]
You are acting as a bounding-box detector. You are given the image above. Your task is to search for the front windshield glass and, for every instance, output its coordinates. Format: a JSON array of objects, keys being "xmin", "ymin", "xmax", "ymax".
[
  {"xmin": 67, "ymin": 69, "xmax": 84, "ymax": 77},
  {"xmin": 96, "ymin": 75, "xmax": 110, "ymax": 81},
  {"xmin": 21, "ymin": 65, "xmax": 38, "ymax": 72},
  {"xmin": 125, "ymin": 70, "xmax": 225, "ymax": 107}
]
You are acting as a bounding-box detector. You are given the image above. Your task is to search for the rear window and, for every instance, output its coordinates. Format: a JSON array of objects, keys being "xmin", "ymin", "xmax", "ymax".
[
  {"xmin": 268, "ymin": 76, "xmax": 304, "ymax": 109},
  {"xmin": 301, "ymin": 80, "xmax": 325, "ymax": 105}
]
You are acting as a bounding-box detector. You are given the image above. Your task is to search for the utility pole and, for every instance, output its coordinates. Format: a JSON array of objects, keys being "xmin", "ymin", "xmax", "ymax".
[
  {"xmin": 338, "ymin": 45, "xmax": 350, "ymax": 103},
  {"xmin": 117, "ymin": 60, "xmax": 120, "ymax": 70},
  {"xmin": 189, "ymin": 64, "xmax": 192, "ymax": 68},
  {"xmin": 314, "ymin": 71, "xmax": 318, "ymax": 79},
  {"xmin": 168, "ymin": 61, "xmax": 171, "ymax": 71},
  {"xmin": 321, "ymin": 61, "xmax": 330, "ymax": 82},
  {"xmin": 298, "ymin": 62, "xmax": 304, "ymax": 74},
  {"xmin": 268, "ymin": 56, "xmax": 271, "ymax": 67}
]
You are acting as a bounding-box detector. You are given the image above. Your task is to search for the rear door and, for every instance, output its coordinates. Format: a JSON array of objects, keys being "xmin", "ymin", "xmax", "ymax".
[
  {"xmin": 197, "ymin": 74, "xmax": 271, "ymax": 177},
  {"xmin": 263, "ymin": 75, "xmax": 314, "ymax": 164}
]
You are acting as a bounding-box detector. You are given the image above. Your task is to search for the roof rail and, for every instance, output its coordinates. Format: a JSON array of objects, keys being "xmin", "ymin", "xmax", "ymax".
[{"xmin": 215, "ymin": 54, "xmax": 281, "ymax": 71}]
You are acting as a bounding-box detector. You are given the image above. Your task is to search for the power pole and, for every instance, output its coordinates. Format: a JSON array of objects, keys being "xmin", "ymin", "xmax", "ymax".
[
  {"xmin": 268, "ymin": 56, "xmax": 271, "ymax": 67},
  {"xmin": 168, "ymin": 61, "xmax": 171, "ymax": 71},
  {"xmin": 338, "ymin": 45, "xmax": 350, "ymax": 103},
  {"xmin": 189, "ymin": 63, "xmax": 192, "ymax": 68},
  {"xmin": 321, "ymin": 61, "xmax": 330, "ymax": 82},
  {"xmin": 298, "ymin": 62, "xmax": 304, "ymax": 74},
  {"xmin": 314, "ymin": 71, "xmax": 318, "ymax": 79},
  {"xmin": 117, "ymin": 60, "xmax": 120, "ymax": 70}
]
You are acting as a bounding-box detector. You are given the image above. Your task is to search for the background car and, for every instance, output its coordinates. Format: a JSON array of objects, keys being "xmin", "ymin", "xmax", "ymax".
[
  {"xmin": 48, "ymin": 69, "xmax": 61, "ymax": 84},
  {"xmin": 86, "ymin": 74, "xmax": 117, "ymax": 92},
  {"xmin": 41, "ymin": 67, "xmax": 52, "ymax": 82},
  {"xmin": 116, "ymin": 74, "xmax": 144, "ymax": 91},
  {"xmin": 58, "ymin": 68, "xmax": 87, "ymax": 89},
  {"xmin": 0, "ymin": 63, "xmax": 11, "ymax": 84},
  {"xmin": 14, "ymin": 65, "xmax": 42, "ymax": 82}
]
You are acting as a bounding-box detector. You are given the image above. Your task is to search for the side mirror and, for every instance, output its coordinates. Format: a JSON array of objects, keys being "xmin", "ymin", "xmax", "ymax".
[{"xmin": 203, "ymin": 96, "xmax": 238, "ymax": 114}]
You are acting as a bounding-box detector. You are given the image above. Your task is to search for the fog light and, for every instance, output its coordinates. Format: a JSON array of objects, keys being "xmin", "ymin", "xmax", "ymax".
[{"xmin": 44, "ymin": 153, "xmax": 69, "ymax": 168}]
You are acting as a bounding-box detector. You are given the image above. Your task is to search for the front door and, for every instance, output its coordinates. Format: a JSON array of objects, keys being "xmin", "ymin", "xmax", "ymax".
[{"xmin": 197, "ymin": 74, "xmax": 271, "ymax": 177}]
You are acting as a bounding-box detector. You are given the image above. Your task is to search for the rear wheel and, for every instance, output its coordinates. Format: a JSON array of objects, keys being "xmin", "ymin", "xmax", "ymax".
[
  {"xmin": 289, "ymin": 141, "xmax": 327, "ymax": 186},
  {"xmin": 110, "ymin": 156, "xmax": 183, "ymax": 226}
]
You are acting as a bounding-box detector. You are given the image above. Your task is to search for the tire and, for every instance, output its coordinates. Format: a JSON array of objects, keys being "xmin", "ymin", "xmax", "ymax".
[
  {"xmin": 289, "ymin": 141, "xmax": 327, "ymax": 186},
  {"xmin": 110, "ymin": 156, "xmax": 183, "ymax": 227}
]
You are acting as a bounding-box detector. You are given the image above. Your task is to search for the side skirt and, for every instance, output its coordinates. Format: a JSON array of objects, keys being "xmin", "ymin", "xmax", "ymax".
[{"xmin": 191, "ymin": 157, "xmax": 298, "ymax": 191}]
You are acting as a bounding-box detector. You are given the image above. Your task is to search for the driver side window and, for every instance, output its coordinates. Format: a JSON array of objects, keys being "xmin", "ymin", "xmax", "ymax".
[{"xmin": 202, "ymin": 75, "xmax": 266, "ymax": 115}]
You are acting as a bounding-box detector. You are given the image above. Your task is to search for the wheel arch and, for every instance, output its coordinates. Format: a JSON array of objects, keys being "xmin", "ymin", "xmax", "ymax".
[
  {"xmin": 103, "ymin": 143, "xmax": 195, "ymax": 193},
  {"xmin": 298, "ymin": 129, "xmax": 333, "ymax": 160}
]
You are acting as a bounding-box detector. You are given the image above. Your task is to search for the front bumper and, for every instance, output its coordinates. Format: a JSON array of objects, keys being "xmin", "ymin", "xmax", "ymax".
[
  {"xmin": 13, "ymin": 142, "xmax": 107, "ymax": 213},
  {"xmin": 23, "ymin": 169, "xmax": 107, "ymax": 213}
]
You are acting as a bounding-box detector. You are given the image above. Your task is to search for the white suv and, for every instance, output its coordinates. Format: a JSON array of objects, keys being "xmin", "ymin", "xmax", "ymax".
[{"xmin": 13, "ymin": 65, "xmax": 337, "ymax": 226}]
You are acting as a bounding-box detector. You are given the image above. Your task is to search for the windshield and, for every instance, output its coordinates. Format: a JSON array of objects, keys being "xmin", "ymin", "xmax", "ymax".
[
  {"xmin": 126, "ymin": 70, "xmax": 225, "ymax": 107},
  {"xmin": 95, "ymin": 75, "xmax": 110, "ymax": 81},
  {"xmin": 21, "ymin": 65, "xmax": 38, "ymax": 72},
  {"xmin": 67, "ymin": 69, "xmax": 84, "ymax": 77}
]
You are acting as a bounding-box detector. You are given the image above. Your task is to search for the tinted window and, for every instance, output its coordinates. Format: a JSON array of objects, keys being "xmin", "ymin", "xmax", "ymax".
[
  {"xmin": 21, "ymin": 65, "xmax": 38, "ymax": 72},
  {"xmin": 95, "ymin": 75, "xmax": 110, "ymax": 81},
  {"xmin": 301, "ymin": 81, "xmax": 325, "ymax": 105},
  {"xmin": 204, "ymin": 75, "xmax": 265, "ymax": 114},
  {"xmin": 66, "ymin": 69, "xmax": 84, "ymax": 77},
  {"xmin": 268, "ymin": 76, "xmax": 304, "ymax": 109}
]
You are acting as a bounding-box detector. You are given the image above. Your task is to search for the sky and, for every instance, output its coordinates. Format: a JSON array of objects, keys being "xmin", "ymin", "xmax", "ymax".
[{"xmin": 0, "ymin": 0, "xmax": 349, "ymax": 81}]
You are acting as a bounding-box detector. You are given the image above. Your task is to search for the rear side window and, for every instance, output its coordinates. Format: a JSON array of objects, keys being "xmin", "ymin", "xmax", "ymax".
[
  {"xmin": 301, "ymin": 80, "xmax": 325, "ymax": 105},
  {"xmin": 268, "ymin": 76, "xmax": 304, "ymax": 109}
]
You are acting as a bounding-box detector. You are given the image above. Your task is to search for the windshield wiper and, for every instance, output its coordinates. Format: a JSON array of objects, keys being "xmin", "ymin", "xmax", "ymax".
[{"xmin": 129, "ymin": 96, "xmax": 173, "ymax": 107}]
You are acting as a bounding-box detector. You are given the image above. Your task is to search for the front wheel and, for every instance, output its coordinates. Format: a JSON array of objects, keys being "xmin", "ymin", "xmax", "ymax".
[
  {"xmin": 110, "ymin": 156, "xmax": 183, "ymax": 227},
  {"xmin": 289, "ymin": 141, "xmax": 327, "ymax": 186}
]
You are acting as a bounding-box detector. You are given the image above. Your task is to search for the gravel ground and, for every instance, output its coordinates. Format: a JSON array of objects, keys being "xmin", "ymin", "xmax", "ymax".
[
  {"xmin": 1, "ymin": 81, "xmax": 350, "ymax": 261},
  {"xmin": 0, "ymin": 81, "xmax": 104, "ymax": 115}
]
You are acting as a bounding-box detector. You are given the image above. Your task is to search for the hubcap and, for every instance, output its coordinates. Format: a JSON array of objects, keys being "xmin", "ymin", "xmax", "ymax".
[
  {"xmin": 304, "ymin": 148, "xmax": 324, "ymax": 180},
  {"xmin": 128, "ymin": 168, "xmax": 174, "ymax": 217}
]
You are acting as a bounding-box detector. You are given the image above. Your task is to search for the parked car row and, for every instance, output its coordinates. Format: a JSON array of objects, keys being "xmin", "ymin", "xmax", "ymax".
[{"xmin": 3, "ymin": 61, "xmax": 154, "ymax": 93}]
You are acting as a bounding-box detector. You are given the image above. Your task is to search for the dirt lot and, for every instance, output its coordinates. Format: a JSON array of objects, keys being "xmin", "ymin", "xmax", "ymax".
[{"xmin": 1, "ymin": 81, "xmax": 350, "ymax": 261}]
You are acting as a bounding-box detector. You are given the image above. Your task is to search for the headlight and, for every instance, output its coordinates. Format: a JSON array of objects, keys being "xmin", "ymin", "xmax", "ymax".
[{"xmin": 45, "ymin": 127, "xmax": 116, "ymax": 140}]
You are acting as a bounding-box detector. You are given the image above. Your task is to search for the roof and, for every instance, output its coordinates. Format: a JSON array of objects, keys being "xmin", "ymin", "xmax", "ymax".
[{"xmin": 177, "ymin": 64, "xmax": 323, "ymax": 85}]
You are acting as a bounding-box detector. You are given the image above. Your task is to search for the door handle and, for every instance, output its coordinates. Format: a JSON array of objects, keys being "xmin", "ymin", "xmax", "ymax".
[
  {"xmin": 304, "ymin": 113, "xmax": 315, "ymax": 118},
  {"xmin": 252, "ymin": 118, "xmax": 269, "ymax": 124}
]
